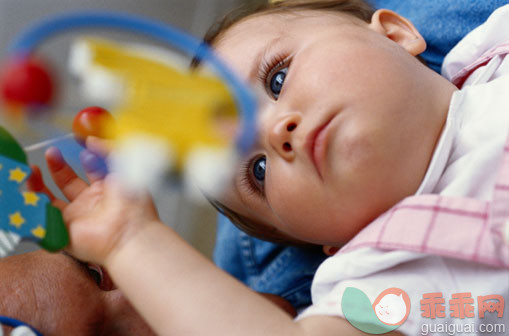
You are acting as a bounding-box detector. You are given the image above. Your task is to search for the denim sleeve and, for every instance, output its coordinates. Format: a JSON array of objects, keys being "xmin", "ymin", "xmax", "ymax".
[{"xmin": 213, "ymin": 0, "xmax": 508, "ymax": 311}]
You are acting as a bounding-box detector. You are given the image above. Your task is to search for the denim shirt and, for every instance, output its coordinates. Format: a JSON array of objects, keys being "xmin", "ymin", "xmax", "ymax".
[
  {"xmin": 214, "ymin": 216, "xmax": 324, "ymax": 309},
  {"xmin": 213, "ymin": 0, "xmax": 509, "ymax": 310}
]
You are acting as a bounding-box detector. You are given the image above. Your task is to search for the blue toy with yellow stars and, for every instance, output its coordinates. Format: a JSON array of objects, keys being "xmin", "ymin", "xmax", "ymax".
[{"xmin": 0, "ymin": 126, "xmax": 69, "ymax": 256}]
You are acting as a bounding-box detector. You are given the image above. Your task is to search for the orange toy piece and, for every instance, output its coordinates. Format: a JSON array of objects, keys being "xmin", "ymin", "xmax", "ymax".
[{"xmin": 72, "ymin": 106, "xmax": 114, "ymax": 144}]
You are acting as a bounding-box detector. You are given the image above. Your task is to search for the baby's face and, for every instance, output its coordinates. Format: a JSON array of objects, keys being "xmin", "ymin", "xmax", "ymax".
[{"xmin": 214, "ymin": 10, "xmax": 455, "ymax": 245}]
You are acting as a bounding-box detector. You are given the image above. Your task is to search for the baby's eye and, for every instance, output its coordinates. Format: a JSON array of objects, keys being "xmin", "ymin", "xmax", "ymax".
[
  {"xmin": 252, "ymin": 156, "xmax": 266, "ymax": 188},
  {"xmin": 267, "ymin": 67, "xmax": 288, "ymax": 100},
  {"xmin": 241, "ymin": 155, "xmax": 267, "ymax": 197}
]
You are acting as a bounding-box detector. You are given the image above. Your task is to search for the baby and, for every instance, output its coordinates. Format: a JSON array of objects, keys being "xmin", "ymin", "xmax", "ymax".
[{"xmin": 38, "ymin": 0, "xmax": 509, "ymax": 335}]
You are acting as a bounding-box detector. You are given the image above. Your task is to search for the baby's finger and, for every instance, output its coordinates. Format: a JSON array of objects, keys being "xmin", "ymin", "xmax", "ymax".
[
  {"xmin": 26, "ymin": 165, "xmax": 67, "ymax": 210},
  {"xmin": 86, "ymin": 136, "xmax": 114, "ymax": 157},
  {"xmin": 80, "ymin": 150, "xmax": 108, "ymax": 183},
  {"xmin": 27, "ymin": 165, "xmax": 54, "ymax": 198},
  {"xmin": 62, "ymin": 179, "xmax": 104, "ymax": 222},
  {"xmin": 45, "ymin": 147, "xmax": 89, "ymax": 201}
]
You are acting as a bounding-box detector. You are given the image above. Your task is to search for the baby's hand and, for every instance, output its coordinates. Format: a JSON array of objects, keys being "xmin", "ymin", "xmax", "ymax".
[
  {"xmin": 63, "ymin": 175, "xmax": 160, "ymax": 265},
  {"xmin": 40, "ymin": 145, "xmax": 161, "ymax": 265}
]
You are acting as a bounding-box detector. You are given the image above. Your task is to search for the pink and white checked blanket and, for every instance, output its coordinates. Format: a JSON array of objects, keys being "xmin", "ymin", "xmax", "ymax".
[{"xmin": 340, "ymin": 141, "xmax": 509, "ymax": 268}]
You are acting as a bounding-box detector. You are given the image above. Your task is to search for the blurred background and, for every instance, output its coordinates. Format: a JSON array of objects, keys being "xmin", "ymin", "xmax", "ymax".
[{"xmin": 0, "ymin": 0, "xmax": 253, "ymax": 257}]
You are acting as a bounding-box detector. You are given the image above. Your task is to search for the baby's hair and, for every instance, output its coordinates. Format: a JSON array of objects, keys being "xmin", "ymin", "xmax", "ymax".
[
  {"xmin": 195, "ymin": 0, "xmax": 375, "ymax": 245},
  {"xmin": 206, "ymin": 195, "xmax": 309, "ymax": 246},
  {"xmin": 191, "ymin": 0, "xmax": 374, "ymax": 68}
]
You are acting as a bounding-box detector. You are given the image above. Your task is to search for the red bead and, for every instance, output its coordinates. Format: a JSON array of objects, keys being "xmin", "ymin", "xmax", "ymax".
[
  {"xmin": 0, "ymin": 57, "xmax": 54, "ymax": 107},
  {"xmin": 73, "ymin": 106, "xmax": 114, "ymax": 143}
]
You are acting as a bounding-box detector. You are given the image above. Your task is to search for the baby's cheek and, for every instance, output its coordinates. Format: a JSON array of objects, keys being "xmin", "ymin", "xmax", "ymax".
[
  {"xmin": 268, "ymin": 195, "xmax": 320, "ymax": 239},
  {"xmin": 265, "ymin": 165, "xmax": 331, "ymax": 240}
]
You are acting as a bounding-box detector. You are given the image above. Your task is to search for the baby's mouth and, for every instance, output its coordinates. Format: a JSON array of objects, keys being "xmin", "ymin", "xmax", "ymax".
[{"xmin": 307, "ymin": 116, "xmax": 335, "ymax": 178}]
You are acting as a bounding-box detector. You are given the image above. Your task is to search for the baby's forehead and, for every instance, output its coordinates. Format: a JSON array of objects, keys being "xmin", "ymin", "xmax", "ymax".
[
  {"xmin": 216, "ymin": 9, "xmax": 361, "ymax": 48},
  {"xmin": 214, "ymin": 14, "xmax": 285, "ymax": 48}
]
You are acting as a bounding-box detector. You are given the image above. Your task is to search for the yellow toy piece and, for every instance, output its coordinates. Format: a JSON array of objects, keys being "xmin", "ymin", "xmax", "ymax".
[{"xmin": 71, "ymin": 38, "xmax": 238, "ymax": 170}]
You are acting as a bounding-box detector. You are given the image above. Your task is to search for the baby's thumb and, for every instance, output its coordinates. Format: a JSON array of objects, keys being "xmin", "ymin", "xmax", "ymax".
[
  {"xmin": 86, "ymin": 136, "xmax": 114, "ymax": 157},
  {"xmin": 80, "ymin": 150, "xmax": 108, "ymax": 183}
]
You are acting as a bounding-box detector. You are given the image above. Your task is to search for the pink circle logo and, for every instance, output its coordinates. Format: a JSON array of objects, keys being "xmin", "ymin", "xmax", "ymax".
[{"xmin": 372, "ymin": 288, "xmax": 411, "ymax": 326}]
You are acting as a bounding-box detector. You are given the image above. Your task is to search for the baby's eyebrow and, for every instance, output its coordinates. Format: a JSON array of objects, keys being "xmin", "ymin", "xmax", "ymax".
[{"xmin": 249, "ymin": 36, "xmax": 284, "ymax": 82}]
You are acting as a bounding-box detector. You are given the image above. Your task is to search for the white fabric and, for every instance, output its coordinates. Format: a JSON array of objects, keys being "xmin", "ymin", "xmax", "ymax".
[
  {"xmin": 441, "ymin": 4, "xmax": 509, "ymax": 83},
  {"xmin": 297, "ymin": 5, "xmax": 509, "ymax": 335}
]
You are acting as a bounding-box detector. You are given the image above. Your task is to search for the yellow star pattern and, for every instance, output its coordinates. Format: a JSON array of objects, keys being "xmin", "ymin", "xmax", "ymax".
[
  {"xmin": 22, "ymin": 191, "xmax": 40, "ymax": 206},
  {"xmin": 9, "ymin": 212, "xmax": 25, "ymax": 228},
  {"xmin": 31, "ymin": 226, "xmax": 46, "ymax": 239},
  {"xmin": 0, "ymin": 163, "xmax": 3, "ymax": 170},
  {"xmin": 9, "ymin": 167, "xmax": 27, "ymax": 183}
]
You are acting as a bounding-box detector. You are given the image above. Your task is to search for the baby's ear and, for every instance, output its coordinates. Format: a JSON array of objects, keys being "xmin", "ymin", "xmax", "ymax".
[{"xmin": 369, "ymin": 9, "xmax": 426, "ymax": 56}]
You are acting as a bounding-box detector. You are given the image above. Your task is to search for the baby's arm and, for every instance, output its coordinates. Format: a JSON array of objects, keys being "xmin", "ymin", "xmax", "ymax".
[
  {"xmin": 47, "ymin": 148, "xmax": 400, "ymax": 336},
  {"xmin": 104, "ymin": 216, "xmax": 382, "ymax": 335}
]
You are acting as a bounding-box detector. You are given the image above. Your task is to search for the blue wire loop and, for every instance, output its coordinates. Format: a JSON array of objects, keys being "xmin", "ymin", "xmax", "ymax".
[
  {"xmin": 8, "ymin": 10, "xmax": 257, "ymax": 154},
  {"xmin": 0, "ymin": 315, "xmax": 43, "ymax": 336}
]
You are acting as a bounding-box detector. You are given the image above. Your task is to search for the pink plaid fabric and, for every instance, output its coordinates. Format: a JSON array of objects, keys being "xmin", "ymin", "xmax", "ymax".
[{"xmin": 340, "ymin": 141, "xmax": 509, "ymax": 269}]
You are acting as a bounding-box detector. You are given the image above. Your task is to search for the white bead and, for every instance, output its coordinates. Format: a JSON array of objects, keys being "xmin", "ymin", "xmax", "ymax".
[{"xmin": 10, "ymin": 326, "xmax": 37, "ymax": 336}]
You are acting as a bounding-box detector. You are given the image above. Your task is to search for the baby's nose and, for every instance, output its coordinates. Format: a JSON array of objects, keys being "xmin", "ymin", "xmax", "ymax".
[{"xmin": 268, "ymin": 113, "xmax": 300, "ymax": 160}]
